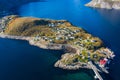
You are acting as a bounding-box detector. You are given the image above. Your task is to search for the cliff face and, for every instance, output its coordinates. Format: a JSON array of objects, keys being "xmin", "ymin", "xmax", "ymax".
[{"xmin": 86, "ymin": 0, "xmax": 120, "ymax": 9}]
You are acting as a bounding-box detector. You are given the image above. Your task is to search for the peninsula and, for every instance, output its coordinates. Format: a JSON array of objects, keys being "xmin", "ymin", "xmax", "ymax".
[
  {"xmin": 86, "ymin": 0, "xmax": 120, "ymax": 9},
  {"xmin": 0, "ymin": 15, "xmax": 115, "ymax": 77}
]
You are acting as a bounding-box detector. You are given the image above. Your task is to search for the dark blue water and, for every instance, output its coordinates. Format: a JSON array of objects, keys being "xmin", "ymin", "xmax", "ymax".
[
  {"xmin": 18, "ymin": 0, "xmax": 120, "ymax": 80},
  {"xmin": 0, "ymin": 38, "xmax": 94, "ymax": 80}
]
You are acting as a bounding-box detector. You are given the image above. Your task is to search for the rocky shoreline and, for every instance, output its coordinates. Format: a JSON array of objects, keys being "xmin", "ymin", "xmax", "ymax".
[
  {"xmin": 54, "ymin": 53, "xmax": 91, "ymax": 70},
  {"xmin": 0, "ymin": 33, "xmax": 92, "ymax": 70},
  {"xmin": 86, "ymin": 0, "xmax": 120, "ymax": 9},
  {"xmin": 54, "ymin": 60, "xmax": 91, "ymax": 70},
  {"xmin": 0, "ymin": 15, "xmax": 115, "ymax": 74},
  {"xmin": 0, "ymin": 33, "xmax": 63, "ymax": 50}
]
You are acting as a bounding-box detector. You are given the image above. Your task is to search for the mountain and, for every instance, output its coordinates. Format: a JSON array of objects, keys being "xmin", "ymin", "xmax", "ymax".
[{"xmin": 86, "ymin": 0, "xmax": 120, "ymax": 9}]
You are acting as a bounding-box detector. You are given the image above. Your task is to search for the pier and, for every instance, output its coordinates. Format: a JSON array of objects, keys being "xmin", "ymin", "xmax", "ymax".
[{"xmin": 88, "ymin": 61, "xmax": 103, "ymax": 80}]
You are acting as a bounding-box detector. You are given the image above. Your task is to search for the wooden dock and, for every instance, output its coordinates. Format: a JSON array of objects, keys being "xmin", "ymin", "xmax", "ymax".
[{"xmin": 88, "ymin": 61, "xmax": 103, "ymax": 80}]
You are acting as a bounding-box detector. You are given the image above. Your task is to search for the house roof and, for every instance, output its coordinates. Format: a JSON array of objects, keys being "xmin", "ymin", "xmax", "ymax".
[{"xmin": 100, "ymin": 59, "xmax": 107, "ymax": 65}]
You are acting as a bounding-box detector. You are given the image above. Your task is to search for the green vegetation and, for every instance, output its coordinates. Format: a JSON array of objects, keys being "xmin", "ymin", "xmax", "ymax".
[
  {"xmin": 61, "ymin": 53, "xmax": 89, "ymax": 65},
  {"xmin": 1, "ymin": 15, "xmax": 109, "ymax": 64}
]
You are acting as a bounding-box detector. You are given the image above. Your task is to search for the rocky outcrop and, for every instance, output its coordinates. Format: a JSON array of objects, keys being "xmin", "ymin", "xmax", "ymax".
[
  {"xmin": 54, "ymin": 60, "xmax": 91, "ymax": 70},
  {"xmin": 86, "ymin": 0, "xmax": 120, "ymax": 9},
  {"xmin": 54, "ymin": 53, "xmax": 91, "ymax": 70}
]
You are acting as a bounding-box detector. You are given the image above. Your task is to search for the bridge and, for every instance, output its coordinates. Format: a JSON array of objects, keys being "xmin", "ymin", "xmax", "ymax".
[{"xmin": 88, "ymin": 61, "xmax": 103, "ymax": 80}]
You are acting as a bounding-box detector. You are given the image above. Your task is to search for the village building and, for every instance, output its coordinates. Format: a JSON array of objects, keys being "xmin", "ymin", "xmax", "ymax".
[{"xmin": 99, "ymin": 58, "xmax": 108, "ymax": 67}]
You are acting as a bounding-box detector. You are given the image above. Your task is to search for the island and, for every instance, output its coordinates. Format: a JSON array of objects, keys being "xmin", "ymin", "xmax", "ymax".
[
  {"xmin": 86, "ymin": 0, "xmax": 120, "ymax": 9},
  {"xmin": 0, "ymin": 15, "xmax": 115, "ymax": 79}
]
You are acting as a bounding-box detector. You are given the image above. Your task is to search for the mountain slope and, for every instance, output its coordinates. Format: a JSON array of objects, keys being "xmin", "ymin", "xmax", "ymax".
[{"xmin": 86, "ymin": 0, "xmax": 120, "ymax": 9}]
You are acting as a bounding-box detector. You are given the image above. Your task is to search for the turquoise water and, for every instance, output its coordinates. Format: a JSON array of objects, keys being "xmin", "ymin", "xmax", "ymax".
[
  {"xmin": 0, "ymin": 38, "xmax": 94, "ymax": 80},
  {"xmin": 18, "ymin": 0, "xmax": 120, "ymax": 80}
]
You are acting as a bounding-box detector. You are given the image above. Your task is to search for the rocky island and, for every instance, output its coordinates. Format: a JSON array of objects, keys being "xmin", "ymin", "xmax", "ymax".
[
  {"xmin": 86, "ymin": 0, "xmax": 120, "ymax": 9},
  {"xmin": 0, "ymin": 15, "xmax": 115, "ymax": 79}
]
